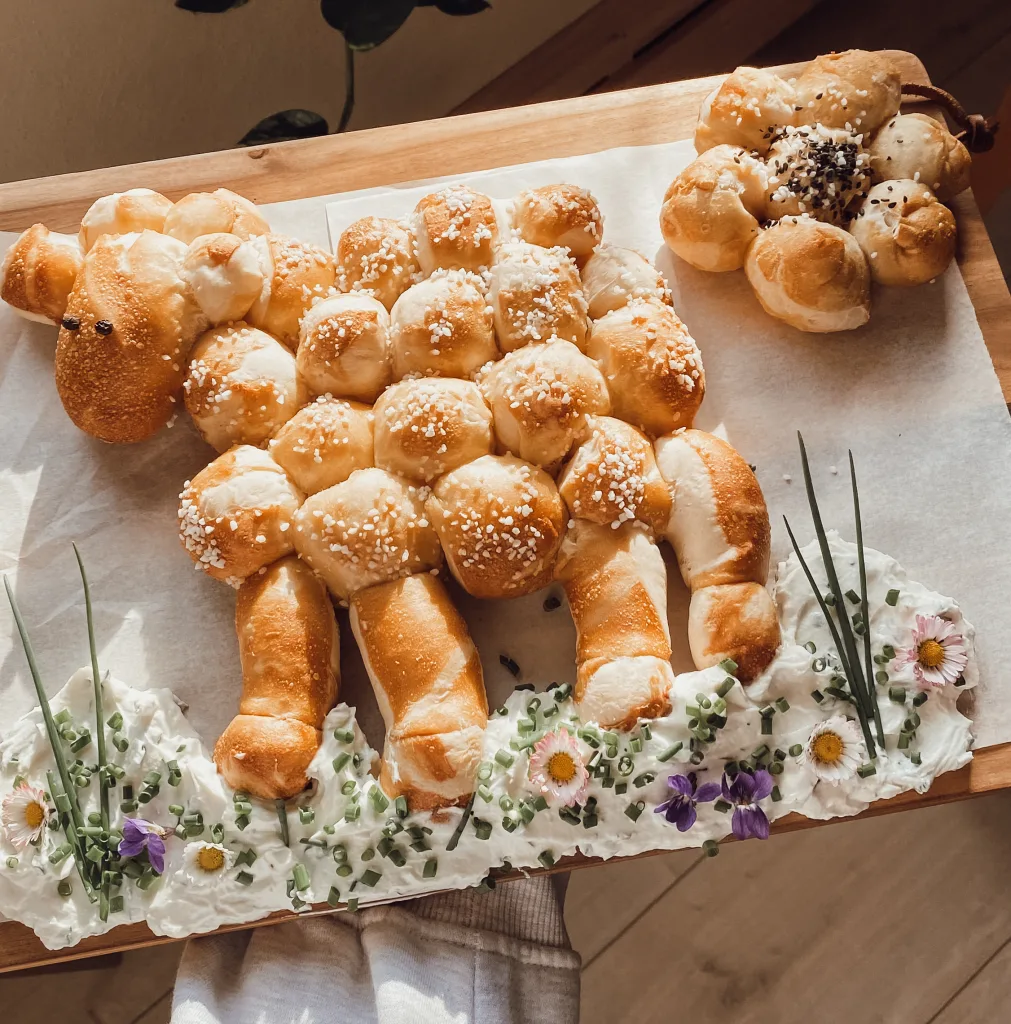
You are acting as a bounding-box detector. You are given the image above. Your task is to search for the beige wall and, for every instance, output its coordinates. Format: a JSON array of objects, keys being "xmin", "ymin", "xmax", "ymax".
[{"xmin": 0, "ymin": 0, "xmax": 597, "ymax": 183}]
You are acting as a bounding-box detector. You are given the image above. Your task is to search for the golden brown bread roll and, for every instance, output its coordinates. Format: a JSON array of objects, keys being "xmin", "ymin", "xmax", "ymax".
[
  {"xmin": 292, "ymin": 467, "xmax": 442, "ymax": 602},
  {"xmin": 554, "ymin": 521, "xmax": 674, "ymax": 729},
  {"xmin": 78, "ymin": 189, "xmax": 173, "ymax": 252},
  {"xmin": 296, "ymin": 293, "xmax": 392, "ymax": 403},
  {"xmin": 426, "ymin": 453, "xmax": 565, "ymax": 599},
  {"xmin": 178, "ymin": 445, "xmax": 304, "ymax": 586},
  {"xmin": 654, "ymin": 428, "xmax": 770, "ymax": 591},
  {"xmin": 184, "ymin": 323, "xmax": 302, "ymax": 452},
  {"xmin": 179, "ymin": 233, "xmax": 264, "ymax": 325},
  {"xmin": 1, "ymin": 224, "xmax": 83, "ymax": 324},
  {"xmin": 868, "ymin": 113, "xmax": 971, "ymax": 202},
  {"xmin": 511, "ymin": 184, "xmax": 603, "ymax": 260},
  {"xmin": 214, "ymin": 555, "xmax": 340, "ymax": 799},
  {"xmin": 581, "ymin": 244, "xmax": 671, "ymax": 318},
  {"xmin": 586, "ymin": 298, "xmax": 704, "ymax": 438},
  {"xmin": 849, "ymin": 180, "xmax": 956, "ymax": 287},
  {"xmin": 694, "ymin": 67, "xmax": 797, "ymax": 155},
  {"xmin": 793, "ymin": 49, "xmax": 901, "ymax": 136},
  {"xmin": 687, "ymin": 582, "xmax": 780, "ymax": 683},
  {"xmin": 488, "ymin": 241, "xmax": 588, "ymax": 351},
  {"xmin": 268, "ymin": 396, "xmax": 374, "ymax": 495},
  {"xmin": 163, "ymin": 188, "xmax": 269, "ymax": 245},
  {"xmin": 558, "ymin": 416, "xmax": 671, "ymax": 536},
  {"xmin": 478, "ymin": 339, "xmax": 610, "ymax": 471},
  {"xmin": 745, "ymin": 217, "xmax": 870, "ymax": 333},
  {"xmin": 373, "ymin": 376, "xmax": 493, "ymax": 484},
  {"xmin": 660, "ymin": 146, "xmax": 766, "ymax": 272},
  {"xmin": 350, "ymin": 573, "xmax": 488, "ymax": 809},
  {"xmin": 336, "ymin": 215, "xmax": 421, "ymax": 311},
  {"xmin": 55, "ymin": 230, "xmax": 208, "ymax": 443},
  {"xmin": 411, "ymin": 186, "xmax": 498, "ymax": 275}
]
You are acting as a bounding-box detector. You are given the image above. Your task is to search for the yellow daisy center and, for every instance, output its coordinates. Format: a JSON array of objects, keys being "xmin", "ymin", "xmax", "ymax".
[
  {"xmin": 197, "ymin": 846, "xmax": 225, "ymax": 872},
  {"xmin": 811, "ymin": 732, "xmax": 844, "ymax": 765},
  {"xmin": 24, "ymin": 802, "xmax": 45, "ymax": 830},
  {"xmin": 546, "ymin": 751, "xmax": 577, "ymax": 784},
  {"xmin": 918, "ymin": 639, "xmax": 946, "ymax": 669}
]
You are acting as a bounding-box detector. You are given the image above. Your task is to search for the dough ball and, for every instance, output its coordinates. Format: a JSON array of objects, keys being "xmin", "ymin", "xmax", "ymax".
[
  {"xmin": 793, "ymin": 49, "xmax": 901, "ymax": 136},
  {"xmin": 412, "ymin": 185, "xmax": 498, "ymax": 274},
  {"xmin": 180, "ymin": 233, "xmax": 264, "ymax": 325},
  {"xmin": 868, "ymin": 113, "xmax": 971, "ymax": 202},
  {"xmin": 164, "ymin": 188, "xmax": 269, "ymax": 244},
  {"xmin": 694, "ymin": 67, "xmax": 797, "ymax": 155},
  {"xmin": 336, "ymin": 215, "xmax": 421, "ymax": 311},
  {"xmin": 78, "ymin": 188, "xmax": 173, "ymax": 252},
  {"xmin": 1, "ymin": 224, "xmax": 83, "ymax": 324},
  {"xmin": 581, "ymin": 244, "xmax": 671, "ymax": 319},
  {"xmin": 511, "ymin": 184, "xmax": 603, "ymax": 259}
]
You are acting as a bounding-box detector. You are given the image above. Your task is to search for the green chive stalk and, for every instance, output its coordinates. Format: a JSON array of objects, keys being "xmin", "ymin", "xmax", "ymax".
[
  {"xmin": 446, "ymin": 793, "xmax": 476, "ymax": 852},
  {"xmin": 275, "ymin": 799, "xmax": 290, "ymax": 847},
  {"xmin": 48, "ymin": 769, "xmax": 96, "ymax": 903}
]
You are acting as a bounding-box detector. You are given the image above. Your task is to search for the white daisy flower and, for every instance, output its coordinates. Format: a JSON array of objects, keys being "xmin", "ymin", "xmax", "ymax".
[
  {"xmin": 1, "ymin": 783, "xmax": 49, "ymax": 849},
  {"xmin": 901, "ymin": 614, "xmax": 968, "ymax": 688},
  {"xmin": 805, "ymin": 716, "xmax": 864, "ymax": 782},
  {"xmin": 181, "ymin": 842, "xmax": 235, "ymax": 885},
  {"xmin": 527, "ymin": 729, "xmax": 589, "ymax": 806}
]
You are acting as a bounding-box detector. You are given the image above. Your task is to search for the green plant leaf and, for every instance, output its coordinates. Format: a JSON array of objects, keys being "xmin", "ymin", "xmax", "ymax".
[
  {"xmin": 239, "ymin": 109, "xmax": 329, "ymax": 146},
  {"xmin": 175, "ymin": 0, "xmax": 249, "ymax": 12},
  {"xmin": 320, "ymin": 0, "xmax": 417, "ymax": 50},
  {"xmin": 417, "ymin": 0, "xmax": 491, "ymax": 13}
]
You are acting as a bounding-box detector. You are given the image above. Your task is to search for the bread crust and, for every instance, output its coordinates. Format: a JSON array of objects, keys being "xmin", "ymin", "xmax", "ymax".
[
  {"xmin": 793, "ymin": 49, "xmax": 901, "ymax": 136},
  {"xmin": 1, "ymin": 224, "xmax": 83, "ymax": 323},
  {"xmin": 336, "ymin": 215, "xmax": 421, "ymax": 311},
  {"xmin": 694, "ymin": 67, "xmax": 797, "ymax": 155},
  {"xmin": 868, "ymin": 113, "xmax": 971, "ymax": 203},
  {"xmin": 688, "ymin": 581, "xmax": 780, "ymax": 683},
  {"xmin": 512, "ymin": 184, "xmax": 603, "ymax": 259},
  {"xmin": 214, "ymin": 715, "xmax": 322, "ymax": 801},
  {"xmin": 412, "ymin": 186, "xmax": 498, "ymax": 274},
  {"xmin": 78, "ymin": 189, "xmax": 173, "ymax": 252},
  {"xmin": 164, "ymin": 188, "xmax": 269, "ymax": 245}
]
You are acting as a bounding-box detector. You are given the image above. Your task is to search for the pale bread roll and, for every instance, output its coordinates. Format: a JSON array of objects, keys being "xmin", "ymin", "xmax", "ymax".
[
  {"xmin": 373, "ymin": 376, "xmax": 493, "ymax": 484},
  {"xmin": 164, "ymin": 188, "xmax": 269, "ymax": 244},
  {"xmin": 426, "ymin": 454, "xmax": 565, "ymax": 599},
  {"xmin": 350, "ymin": 573, "xmax": 488, "ymax": 810},
  {"xmin": 179, "ymin": 233, "xmax": 264, "ymax": 325},
  {"xmin": 660, "ymin": 146, "xmax": 766, "ymax": 272},
  {"xmin": 586, "ymin": 298, "xmax": 704, "ymax": 438},
  {"xmin": 178, "ymin": 445, "xmax": 304, "ymax": 586},
  {"xmin": 269, "ymin": 396, "xmax": 374, "ymax": 495},
  {"xmin": 411, "ymin": 185, "xmax": 498, "ymax": 274},
  {"xmin": 246, "ymin": 234, "xmax": 336, "ymax": 349},
  {"xmin": 511, "ymin": 184, "xmax": 603, "ymax": 260},
  {"xmin": 297, "ymin": 292, "xmax": 392, "ymax": 403},
  {"xmin": 78, "ymin": 188, "xmax": 173, "ymax": 252},
  {"xmin": 868, "ymin": 113, "xmax": 971, "ymax": 202},
  {"xmin": 793, "ymin": 49, "xmax": 901, "ymax": 136},
  {"xmin": 849, "ymin": 180, "xmax": 956, "ymax": 287},
  {"xmin": 1, "ymin": 224, "xmax": 83, "ymax": 324},
  {"xmin": 336, "ymin": 215, "xmax": 421, "ymax": 311},
  {"xmin": 215, "ymin": 555, "xmax": 340, "ymax": 799},
  {"xmin": 554, "ymin": 521, "xmax": 674, "ymax": 729},
  {"xmin": 694, "ymin": 67, "xmax": 797, "ymax": 155},
  {"xmin": 292, "ymin": 467, "xmax": 442, "ymax": 602},
  {"xmin": 654, "ymin": 428, "xmax": 770, "ymax": 591},
  {"xmin": 688, "ymin": 582, "xmax": 781, "ymax": 683},
  {"xmin": 55, "ymin": 230, "xmax": 208, "ymax": 443},
  {"xmin": 478, "ymin": 339, "xmax": 610, "ymax": 471},
  {"xmin": 488, "ymin": 241, "xmax": 588, "ymax": 352},
  {"xmin": 558, "ymin": 415, "xmax": 671, "ymax": 536},
  {"xmin": 184, "ymin": 323, "xmax": 302, "ymax": 452},
  {"xmin": 745, "ymin": 218, "xmax": 870, "ymax": 333},
  {"xmin": 390, "ymin": 270, "xmax": 498, "ymax": 381},
  {"xmin": 581, "ymin": 244, "xmax": 671, "ymax": 319}
]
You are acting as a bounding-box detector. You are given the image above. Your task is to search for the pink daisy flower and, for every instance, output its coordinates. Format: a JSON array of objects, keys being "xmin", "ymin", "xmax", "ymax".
[
  {"xmin": 901, "ymin": 614, "xmax": 968, "ymax": 688},
  {"xmin": 527, "ymin": 729, "xmax": 589, "ymax": 807}
]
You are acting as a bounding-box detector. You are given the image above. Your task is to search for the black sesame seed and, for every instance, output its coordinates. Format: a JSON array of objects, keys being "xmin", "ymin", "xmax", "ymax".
[
  {"xmin": 61, "ymin": 316, "xmax": 80, "ymax": 330},
  {"xmin": 95, "ymin": 320, "xmax": 114, "ymax": 336},
  {"xmin": 542, "ymin": 595, "xmax": 561, "ymax": 612}
]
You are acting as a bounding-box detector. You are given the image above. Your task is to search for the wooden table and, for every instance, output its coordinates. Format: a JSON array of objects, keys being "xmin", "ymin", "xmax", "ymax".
[{"xmin": 2, "ymin": 49, "xmax": 1010, "ymax": 974}]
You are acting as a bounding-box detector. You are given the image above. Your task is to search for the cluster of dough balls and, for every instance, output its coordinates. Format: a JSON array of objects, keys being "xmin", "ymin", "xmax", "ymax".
[{"xmin": 660, "ymin": 49, "xmax": 970, "ymax": 333}]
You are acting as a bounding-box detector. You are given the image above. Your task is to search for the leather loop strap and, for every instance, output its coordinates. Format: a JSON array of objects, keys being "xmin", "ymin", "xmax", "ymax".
[{"xmin": 901, "ymin": 82, "xmax": 999, "ymax": 153}]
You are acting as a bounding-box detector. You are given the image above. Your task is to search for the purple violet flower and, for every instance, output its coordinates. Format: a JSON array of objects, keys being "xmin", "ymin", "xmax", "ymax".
[
  {"xmin": 655, "ymin": 772, "xmax": 721, "ymax": 832},
  {"xmin": 117, "ymin": 818, "xmax": 167, "ymax": 874},
  {"xmin": 722, "ymin": 769, "xmax": 773, "ymax": 841}
]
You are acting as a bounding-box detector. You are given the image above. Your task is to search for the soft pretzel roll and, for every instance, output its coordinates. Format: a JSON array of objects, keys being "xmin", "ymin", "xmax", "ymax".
[
  {"xmin": 78, "ymin": 188, "xmax": 173, "ymax": 252},
  {"xmin": 868, "ymin": 113, "xmax": 971, "ymax": 202},
  {"xmin": 246, "ymin": 234, "xmax": 336, "ymax": 349},
  {"xmin": 554, "ymin": 521, "xmax": 674, "ymax": 729},
  {"xmin": 654, "ymin": 428, "xmax": 770, "ymax": 591},
  {"xmin": 292, "ymin": 467, "xmax": 442, "ymax": 602},
  {"xmin": 694, "ymin": 67, "xmax": 797, "ymax": 155},
  {"xmin": 478, "ymin": 339, "xmax": 610, "ymax": 471},
  {"xmin": 558, "ymin": 416, "xmax": 671, "ymax": 536},
  {"xmin": 350, "ymin": 573, "xmax": 488, "ymax": 809},
  {"xmin": 659, "ymin": 146, "xmax": 766, "ymax": 273},
  {"xmin": 390, "ymin": 270, "xmax": 498, "ymax": 381},
  {"xmin": 488, "ymin": 241, "xmax": 588, "ymax": 352},
  {"xmin": 54, "ymin": 230, "xmax": 207, "ymax": 444},
  {"xmin": 793, "ymin": 49, "xmax": 901, "ymax": 136},
  {"xmin": 269, "ymin": 396, "xmax": 374, "ymax": 495},
  {"xmin": 581, "ymin": 244, "xmax": 671, "ymax": 319},
  {"xmin": 336, "ymin": 215, "xmax": 421, "ymax": 311},
  {"xmin": 164, "ymin": 188, "xmax": 269, "ymax": 245},
  {"xmin": 373, "ymin": 376, "xmax": 493, "ymax": 484},
  {"xmin": 745, "ymin": 218, "xmax": 870, "ymax": 333},
  {"xmin": 411, "ymin": 185, "xmax": 498, "ymax": 275},
  {"xmin": 586, "ymin": 298, "xmax": 704, "ymax": 438},
  {"xmin": 688, "ymin": 582, "xmax": 781, "ymax": 683},
  {"xmin": 297, "ymin": 293, "xmax": 392, "ymax": 403},
  {"xmin": 849, "ymin": 180, "xmax": 956, "ymax": 287},
  {"xmin": 215, "ymin": 555, "xmax": 340, "ymax": 799},
  {"xmin": 511, "ymin": 184, "xmax": 603, "ymax": 260},
  {"xmin": 184, "ymin": 323, "xmax": 302, "ymax": 452},
  {"xmin": 178, "ymin": 445, "xmax": 304, "ymax": 585},
  {"xmin": 1, "ymin": 224, "xmax": 83, "ymax": 324},
  {"xmin": 179, "ymin": 233, "xmax": 264, "ymax": 325},
  {"xmin": 426, "ymin": 454, "xmax": 565, "ymax": 599}
]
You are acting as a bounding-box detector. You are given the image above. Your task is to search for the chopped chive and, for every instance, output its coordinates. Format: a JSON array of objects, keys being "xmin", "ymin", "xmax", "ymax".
[
  {"xmin": 719, "ymin": 658, "xmax": 738, "ymax": 675},
  {"xmin": 624, "ymin": 802, "xmax": 644, "ymax": 822},
  {"xmin": 629, "ymin": 737, "xmax": 644, "ymax": 754},
  {"xmin": 538, "ymin": 850, "xmax": 555, "ymax": 868},
  {"xmin": 657, "ymin": 741, "xmax": 683, "ymax": 762},
  {"xmin": 615, "ymin": 782, "xmax": 628, "ymax": 796},
  {"xmin": 885, "ymin": 589, "xmax": 900, "ymax": 606},
  {"xmin": 912, "ymin": 692, "xmax": 928, "ymax": 707},
  {"xmin": 336, "ymin": 863, "xmax": 354, "ymax": 877},
  {"xmin": 473, "ymin": 818, "xmax": 492, "ymax": 840},
  {"xmin": 803, "ymin": 641, "xmax": 817, "ymax": 654},
  {"xmin": 299, "ymin": 807, "xmax": 315, "ymax": 825},
  {"xmin": 857, "ymin": 763, "xmax": 877, "ymax": 778},
  {"xmin": 788, "ymin": 744, "xmax": 803, "ymax": 757},
  {"xmin": 771, "ymin": 785, "xmax": 783, "ymax": 802},
  {"xmin": 333, "ymin": 727, "xmax": 355, "ymax": 744},
  {"xmin": 236, "ymin": 849, "xmax": 257, "ymax": 867},
  {"xmin": 769, "ymin": 762, "xmax": 784, "ymax": 776},
  {"xmin": 897, "ymin": 733, "xmax": 911, "ymax": 749},
  {"xmin": 494, "ymin": 750, "xmax": 515, "ymax": 769},
  {"xmin": 775, "ymin": 698, "xmax": 790, "ymax": 713},
  {"xmin": 553, "ymin": 683, "xmax": 572, "ymax": 702},
  {"xmin": 760, "ymin": 716, "xmax": 773, "ymax": 736},
  {"xmin": 327, "ymin": 886, "xmax": 341, "ymax": 907},
  {"xmin": 292, "ymin": 864, "xmax": 310, "ymax": 891},
  {"xmin": 602, "ymin": 777, "xmax": 615, "ymax": 789},
  {"xmin": 477, "ymin": 762, "xmax": 493, "ymax": 781},
  {"xmin": 751, "ymin": 744, "xmax": 769, "ymax": 760},
  {"xmin": 501, "ymin": 816, "xmax": 518, "ymax": 833},
  {"xmin": 388, "ymin": 849, "xmax": 407, "ymax": 867},
  {"xmin": 332, "ymin": 752, "xmax": 351, "ymax": 773},
  {"xmin": 341, "ymin": 780, "xmax": 357, "ymax": 796},
  {"xmin": 369, "ymin": 787, "xmax": 390, "ymax": 813},
  {"xmin": 811, "ymin": 690, "xmax": 824, "ymax": 703},
  {"xmin": 716, "ymin": 676, "xmax": 735, "ymax": 698},
  {"xmin": 446, "ymin": 794, "xmax": 476, "ymax": 852},
  {"xmin": 394, "ymin": 796, "xmax": 408, "ymax": 819},
  {"xmin": 360, "ymin": 847, "xmax": 375, "ymax": 862},
  {"xmin": 112, "ymin": 733, "xmax": 129, "ymax": 753},
  {"xmin": 360, "ymin": 869, "xmax": 382, "ymax": 887},
  {"xmin": 910, "ymin": 752, "xmax": 922, "ymax": 766},
  {"xmin": 632, "ymin": 772, "xmax": 655, "ymax": 788},
  {"xmin": 235, "ymin": 814, "xmax": 250, "ymax": 830},
  {"xmin": 702, "ymin": 839, "xmax": 719, "ymax": 858},
  {"xmin": 57, "ymin": 879, "xmax": 73, "ymax": 897},
  {"xmin": 889, "ymin": 687, "xmax": 906, "ymax": 703},
  {"xmin": 882, "ymin": 644, "xmax": 896, "ymax": 659},
  {"xmin": 713, "ymin": 799, "xmax": 731, "ymax": 814},
  {"xmin": 774, "ymin": 748, "xmax": 786, "ymax": 761},
  {"xmin": 845, "ymin": 589, "xmax": 860, "ymax": 604},
  {"xmin": 346, "ymin": 897, "xmax": 359, "ymax": 912},
  {"xmin": 824, "ymin": 592, "xmax": 836, "ymax": 606}
]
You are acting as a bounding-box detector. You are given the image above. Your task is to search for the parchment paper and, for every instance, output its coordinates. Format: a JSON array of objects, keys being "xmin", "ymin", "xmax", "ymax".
[{"xmin": 3, "ymin": 139, "xmax": 1011, "ymax": 769}]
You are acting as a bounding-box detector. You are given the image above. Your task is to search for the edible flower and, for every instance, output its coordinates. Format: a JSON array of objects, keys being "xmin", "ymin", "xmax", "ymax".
[
  {"xmin": 1, "ymin": 782, "xmax": 49, "ymax": 849},
  {"xmin": 528, "ymin": 729, "xmax": 589, "ymax": 806},
  {"xmin": 805, "ymin": 716, "xmax": 863, "ymax": 782},
  {"xmin": 901, "ymin": 614, "xmax": 968, "ymax": 688},
  {"xmin": 182, "ymin": 841, "xmax": 235, "ymax": 883},
  {"xmin": 118, "ymin": 818, "xmax": 168, "ymax": 874},
  {"xmin": 655, "ymin": 773, "xmax": 720, "ymax": 831},
  {"xmin": 721, "ymin": 769, "xmax": 773, "ymax": 840}
]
